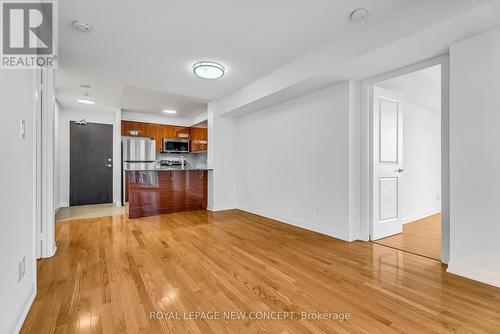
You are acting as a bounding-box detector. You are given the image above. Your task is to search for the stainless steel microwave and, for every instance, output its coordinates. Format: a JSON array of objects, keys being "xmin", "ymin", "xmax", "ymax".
[{"xmin": 162, "ymin": 138, "xmax": 190, "ymax": 153}]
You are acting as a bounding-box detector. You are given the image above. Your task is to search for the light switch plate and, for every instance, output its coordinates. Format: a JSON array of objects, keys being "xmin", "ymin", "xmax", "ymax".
[{"xmin": 20, "ymin": 119, "xmax": 26, "ymax": 140}]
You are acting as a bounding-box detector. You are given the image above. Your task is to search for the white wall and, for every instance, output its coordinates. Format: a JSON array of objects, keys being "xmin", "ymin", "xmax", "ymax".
[
  {"xmin": 400, "ymin": 100, "xmax": 441, "ymax": 223},
  {"xmin": 121, "ymin": 110, "xmax": 193, "ymax": 127},
  {"xmin": 122, "ymin": 110, "xmax": 208, "ymax": 127},
  {"xmin": 236, "ymin": 82, "xmax": 360, "ymax": 241},
  {"xmin": 57, "ymin": 109, "xmax": 121, "ymax": 208},
  {"xmin": 448, "ymin": 27, "xmax": 500, "ymax": 287},
  {"xmin": 0, "ymin": 70, "xmax": 37, "ymax": 334},
  {"xmin": 207, "ymin": 101, "xmax": 238, "ymax": 211}
]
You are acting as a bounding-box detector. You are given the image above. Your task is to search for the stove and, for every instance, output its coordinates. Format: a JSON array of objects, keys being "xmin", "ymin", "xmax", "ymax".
[{"xmin": 159, "ymin": 159, "xmax": 187, "ymax": 167}]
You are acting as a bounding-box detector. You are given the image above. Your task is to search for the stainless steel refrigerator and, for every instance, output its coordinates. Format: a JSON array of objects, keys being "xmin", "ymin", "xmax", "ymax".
[
  {"xmin": 121, "ymin": 136, "xmax": 156, "ymax": 205},
  {"xmin": 122, "ymin": 136, "xmax": 156, "ymax": 162}
]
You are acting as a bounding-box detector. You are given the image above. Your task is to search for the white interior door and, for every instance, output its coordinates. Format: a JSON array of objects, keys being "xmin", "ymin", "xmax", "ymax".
[{"xmin": 372, "ymin": 86, "xmax": 403, "ymax": 240}]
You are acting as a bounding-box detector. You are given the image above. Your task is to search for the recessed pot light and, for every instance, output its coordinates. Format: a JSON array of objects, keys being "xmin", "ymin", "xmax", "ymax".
[
  {"xmin": 77, "ymin": 98, "xmax": 96, "ymax": 105},
  {"xmin": 163, "ymin": 109, "xmax": 177, "ymax": 114},
  {"xmin": 193, "ymin": 61, "xmax": 225, "ymax": 79}
]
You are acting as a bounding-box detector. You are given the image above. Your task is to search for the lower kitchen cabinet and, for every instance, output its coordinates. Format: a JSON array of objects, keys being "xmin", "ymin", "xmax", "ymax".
[{"xmin": 126, "ymin": 170, "xmax": 208, "ymax": 218}]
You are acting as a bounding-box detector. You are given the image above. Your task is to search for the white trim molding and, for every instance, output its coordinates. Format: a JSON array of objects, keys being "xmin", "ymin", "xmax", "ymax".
[
  {"xmin": 14, "ymin": 286, "xmax": 36, "ymax": 334},
  {"xmin": 447, "ymin": 262, "xmax": 500, "ymax": 288},
  {"xmin": 207, "ymin": 205, "xmax": 237, "ymax": 212},
  {"xmin": 239, "ymin": 207, "xmax": 352, "ymax": 242},
  {"xmin": 360, "ymin": 54, "xmax": 450, "ymax": 263}
]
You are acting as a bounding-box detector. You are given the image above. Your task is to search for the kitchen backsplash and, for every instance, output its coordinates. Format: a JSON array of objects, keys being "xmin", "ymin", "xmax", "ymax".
[{"xmin": 157, "ymin": 152, "xmax": 207, "ymax": 168}]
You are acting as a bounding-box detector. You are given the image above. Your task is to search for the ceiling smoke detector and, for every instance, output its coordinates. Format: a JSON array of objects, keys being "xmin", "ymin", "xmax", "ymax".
[
  {"xmin": 350, "ymin": 8, "xmax": 368, "ymax": 23},
  {"xmin": 72, "ymin": 20, "xmax": 93, "ymax": 33}
]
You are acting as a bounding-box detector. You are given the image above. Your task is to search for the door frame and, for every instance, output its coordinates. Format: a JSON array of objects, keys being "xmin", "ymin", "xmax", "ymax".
[
  {"xmin": 61, "ymin": 111, "xmax": 122, "ymax": 208},
  {"xmin": 35, "ymin": 68, "xmax": 57, "ymax": 259},
  {"xmin": 360, "ymin": 54, "xmax": 450, "ymax": 263}
]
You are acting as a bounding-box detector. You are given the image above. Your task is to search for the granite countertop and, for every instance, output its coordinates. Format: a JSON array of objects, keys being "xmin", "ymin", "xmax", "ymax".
[{"xmin": 123, "ymin": 162, "xmax": 212, "ymax": 172}]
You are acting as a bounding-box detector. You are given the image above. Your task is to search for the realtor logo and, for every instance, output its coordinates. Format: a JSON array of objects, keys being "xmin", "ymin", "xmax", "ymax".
[{"xmin": 1, "ymin": 0, "xmax": 57, "ymax": 69}]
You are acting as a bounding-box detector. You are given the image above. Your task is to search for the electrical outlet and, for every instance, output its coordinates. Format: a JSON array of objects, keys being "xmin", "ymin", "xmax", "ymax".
[
  {"xmin": 18, "ymin": 262, "xmax": 23, "ymax": 282},
  {"xmin": 435, "ymin": 195, "xmax": 440, "ymax": 201},
  {"xmin": 17, "ymin": 257, "xmax": 27, "ymax": 282}
]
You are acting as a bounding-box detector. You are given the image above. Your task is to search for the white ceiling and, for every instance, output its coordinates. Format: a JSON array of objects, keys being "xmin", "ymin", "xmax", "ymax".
[
  {"xmin": 377, "ymin": 65, "xmax": 442, "ymax": 112},
  {"xmin": 119, "ymin": 86, "xmax": 208, "ymax": 118},
  {"xmin": 56, "ymin": 0, "xmax": 407, "ymax": 113}
]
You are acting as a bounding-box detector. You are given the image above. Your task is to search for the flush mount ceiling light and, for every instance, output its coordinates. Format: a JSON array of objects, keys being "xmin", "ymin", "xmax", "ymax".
[
  {"xmin": 72, "ymin": 20, "xmax": 93, "ymax": 33},
  {"xmin": 350, "ymin": 8, "xmax": 369, "ymax": 23},
  {"xmin": 193, "ymin": 61, "xmax": 225, "ymax": 79},
  {"xmin": 163, "ymin": 109, "xmax": 177, "ymax": 114},
  {"xmin": 77, "ymin": 98, "xmax": 96, "ymax": 105}
]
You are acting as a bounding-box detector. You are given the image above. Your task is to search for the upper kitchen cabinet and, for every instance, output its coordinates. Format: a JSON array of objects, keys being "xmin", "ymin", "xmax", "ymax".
[
  {"xmin": 191, "ymin": 127, "xmax": 208, "ymax": 141},
  {"xmin": 173, "ymin": 126, "xmax": 191, "ymax": 139},
  {"xmin": 156, "ymin": 125, "xmax": 174, "ymax": 151},
  {"xmin": 121, "ymin": 121, "xmax": 157, "ymax": 139},
  {"xmin": 190, "ymin": 121, "xmax": 208, "ymax": 152},
  {"xmin": 156, "ymin": 124, "xmax": 174, "ymax": 139},
  {"xmin": 121, "ymin": 120, "xmax": 206, "ymax": 152},
  {"xmin": 155, "ymin": 124, "xmax": 190, "ymax": 140}
]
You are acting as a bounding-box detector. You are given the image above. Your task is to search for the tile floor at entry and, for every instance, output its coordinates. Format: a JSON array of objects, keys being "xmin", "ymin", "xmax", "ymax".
[{"xmin": 55, "ymin": 203, "xmax": 126, "ymax": 222}]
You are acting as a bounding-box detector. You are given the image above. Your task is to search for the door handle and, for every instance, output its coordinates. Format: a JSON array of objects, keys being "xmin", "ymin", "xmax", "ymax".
[
  {"xmin": 394, "ymin": 168, "xmax": 405, "ymax": 173},
  {"xmin": 105, "ymin": 164, "xmax": 113, "ymax": 168}
]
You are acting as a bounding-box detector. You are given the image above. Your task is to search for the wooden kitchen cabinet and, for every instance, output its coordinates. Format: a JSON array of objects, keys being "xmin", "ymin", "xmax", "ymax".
[
  {"xmin": 127, "ymin": 170, "xmax": 208, "ymax": 218},
  {"xmin": 155, "ymin": 125, "xmax": 190, "ymax": 151},
  {"xmin": 121, "ymin": 121, "xmax": 157, "ymax": 139},
  {"xmin": 173, "ymin": 126, "xmax": 191, "ymax": 139},
  {"xmin": 190, "ymin": 127, "xmax": 208, "ymax": 152},
  {"xmin": 121, "ymin": 121, "xmax": 206, "ymax": 153},
  {"xmin": 155, "ymin": 125, "xmax": 174, "ymax": 151},
  {"xmin": 191, "ymin": 142, "xmax": 207, "ymax": 152},
  {"xmin": 190, "ymin": 127, "xmax": 208, "ymax": 141}
]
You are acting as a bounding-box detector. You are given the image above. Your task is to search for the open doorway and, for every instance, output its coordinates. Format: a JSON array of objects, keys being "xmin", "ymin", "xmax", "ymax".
[{"xmin": 370, "ymin": 63, "xmax": 443, "ymax": 261}]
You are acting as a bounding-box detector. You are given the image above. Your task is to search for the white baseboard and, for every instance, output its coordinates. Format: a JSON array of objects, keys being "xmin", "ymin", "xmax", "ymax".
[
  {"xmin": 238, "ymin": 206, "xmax": 351, "ymax": 242},
  {"xmin": 58, "ymin": 202, "xmax": 69, "ymax": 208},
  {"xmin": 208, "ymin": 205, "xmax": 237, "ymax": 212},
  {"xmin": 14, "ymin": 286, "xmax": 36, "ymax": 334},
  {"xmin": 401, "ymin": 210, "xmax": 441, "ymax": 225},
  {"xmin": 447, "ymin": 262, "xmax": 500, "ymax": 288},
  {"xmin": 49, "ymin": 244, "xmax": 57, "ymax": 258}
]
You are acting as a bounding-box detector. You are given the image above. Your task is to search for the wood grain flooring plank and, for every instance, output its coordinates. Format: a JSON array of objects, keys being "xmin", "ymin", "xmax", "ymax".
[{"xmin": 21, "ymin": 210, "xmax": 500, "ymax": 334}]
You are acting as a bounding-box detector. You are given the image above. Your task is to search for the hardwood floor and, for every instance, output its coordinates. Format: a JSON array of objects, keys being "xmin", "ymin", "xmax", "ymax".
[
  {"xmin": 373, "ymin": 214, "xmax": 441, "ymax": 261},
  {"xmin": 22, "ymin": 210, "xmax": 500, "ymax": 333}
]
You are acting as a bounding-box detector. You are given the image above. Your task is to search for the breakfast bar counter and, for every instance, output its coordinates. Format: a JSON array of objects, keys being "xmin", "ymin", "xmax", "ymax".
[{"xmin": 124, "ymin": 168, "xmax": 211, "ymax": 218}]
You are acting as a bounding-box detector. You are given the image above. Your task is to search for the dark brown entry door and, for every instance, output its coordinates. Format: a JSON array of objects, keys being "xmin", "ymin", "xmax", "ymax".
[{"xmin": 70, "ymin": 121, "xmax": 113, "ymax": 206}]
